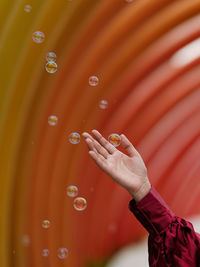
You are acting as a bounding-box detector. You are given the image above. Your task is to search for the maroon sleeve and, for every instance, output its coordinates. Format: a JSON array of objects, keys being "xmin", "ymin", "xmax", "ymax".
[{"xmin": 128, "ymin": 185, "xmax": 200, "ymax": 266}]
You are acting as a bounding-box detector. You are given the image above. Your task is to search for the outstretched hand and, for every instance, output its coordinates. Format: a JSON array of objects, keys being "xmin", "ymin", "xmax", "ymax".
[{"xmin": 82, "ymin": 130, "xmax": 151, "ymax": 202}]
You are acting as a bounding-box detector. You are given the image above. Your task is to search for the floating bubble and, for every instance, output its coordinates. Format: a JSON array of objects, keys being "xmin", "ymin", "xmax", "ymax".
[
  {"xmin": 99, "ymin": 100, "xmax": 108, "ymax": 109},
  {"xmin": 66, "ymin": 185, "xmax": 78, "ymax": 197},
  {"xmin": 89, "ymin": 76, "xmax": 99, "ymax": 86},
  {"xmin": 48, "ymin": 115, "xmax": 58, "ymax": 126},
  {"xmin": 46, "ymin": 52, "xmax": 57, "ymax": 62},
  {"xmin": 108, "ymin": 223, "xmax": 117, "ymax": 233},
  {"xmin": 42, "ymin": 220, "xmax": 50, "ymax": 229},
  {"xmin": 57, "ymin": 248, "xmax": 68, "ymax": 259},
  {"xmin": 125, "ymin": 0, "xmax": 133, "ymax": 2},
  {"xmin": 73, "ymin": 197, "xmax": 87, "ymax": 211},
  {"xmin": 24, "ymin": 4, "xmax": 32, "ymax": 12},
  {"xmin": 45, "ymin": 61, "xmax": 57, "ymax": 74},
  {"xmin": 69, "ymin": 132, "xmax": 80, "ymax": 144},
  {"xmin": 32, "ymin": 31, "xmax": 45, "ymax": 43},
  {"xmin": 42, "ymin": 249, "xmax": 49, "ymax": 257},
  {"xmin": 22, "ymin": 235, "xmax": 30, "ymax": 246},
  {"xmin": 108, "ymin": 134, "xmax": 121, "ymax": 147}
]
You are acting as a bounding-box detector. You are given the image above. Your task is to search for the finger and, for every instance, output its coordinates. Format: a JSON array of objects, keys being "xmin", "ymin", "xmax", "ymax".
[
  {"xmin": 86, "ymin": 138, "xmax": 109, "ymax": 159},
  {"xmin": 88, "ymin": 150, "xmax": 108, "ymax": 170},
  {"xmin": 83, "ymin": 133, "xmax": 109, "ymax": 158},
  {"xmin": 120, "ymin": 134, "xmax": 140, "ymax": 157},
  {"xmin": 92, "ymin": 129, "xmax": 117, "ymax": 154},
  {"xmin": 84, "ymin": 138, "xmax": 98, "ymax": 153},
  {"xmin": 82, "ymin": 132, "xmax": 94, "ymax": 141}
]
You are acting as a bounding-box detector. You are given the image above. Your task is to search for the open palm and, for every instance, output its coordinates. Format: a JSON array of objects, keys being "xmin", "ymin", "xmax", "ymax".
[{"xmin": 82, "ymin": 130, "xmax": 151, "ymax": 199}]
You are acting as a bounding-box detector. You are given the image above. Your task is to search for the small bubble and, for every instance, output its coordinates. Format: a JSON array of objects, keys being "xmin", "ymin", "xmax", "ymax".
[
  {"xmin": 108, "ymin": 223, "xmax": 117, "ymax": 233},
  {"xmin": 45, "ymin": 61, "xmax": 57, "ymax": 73},
  {"xmin": 22, "ymin": 235, "xmax": 30, "ymax": 246},
  {"xmin": 42, "ymin": 220, "xmax": 50, "ymax": 229},
  {"xmin": 42, "ymin": 249, "xmax": 49, "ymax": 257},
  {"xmin": 48, "ymin": 115, "xmax": 58, "ymax": 126},
  {"xmin": 89, "ymin": 76, "xmax": 99, "ymax": 86},
  {"xmin": 108, "ymin": 134, "xmax": 121, "ymax": 147},
  {"xmin": 73, "ymin": 197, "xmax": 87, "ymax": 211},
  {"xmin": 125, "ymin": 0, "xmax": 133, "ymax": 2},
  {"xmin": 99, "ymin": 100, "xmax": 108, "ymax": 109},
  {"xmin": 57, "ymin": 248, "xmax": 68, "ymax": 259},
  {"xmin": 32, "ymin": 31, "xmax": 45, "ymax": 43},
  {"xmin": 66, "ymin": 185, "xmax": 78, "ymax": 197},
  {"xmin": 24, "ymin": 4, "xmax": 32, "ymax": 12},
  {"xmin": 69, "ymin": 132, "xmax": 80, "ymax": 144},
  {"xmin": 46, "ymin": 52, "xmax": 57, "ymax": 62}
]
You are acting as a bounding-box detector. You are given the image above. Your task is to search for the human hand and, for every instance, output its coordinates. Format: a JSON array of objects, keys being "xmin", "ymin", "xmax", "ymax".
[{"xmin": 82, "ymin": 130, "xmax": 151, "ymax": 202}]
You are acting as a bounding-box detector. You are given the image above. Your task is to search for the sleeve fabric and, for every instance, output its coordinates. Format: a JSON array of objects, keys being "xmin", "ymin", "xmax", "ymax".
[{"xmin": 128, "ymin": 184, "xmax": 200, "ymax": 266}]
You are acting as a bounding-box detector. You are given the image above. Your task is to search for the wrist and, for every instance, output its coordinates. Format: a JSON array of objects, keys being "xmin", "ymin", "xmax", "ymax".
[{"xmin": 130, "ymin": 180, "xmax": 151, "ymax": 203}]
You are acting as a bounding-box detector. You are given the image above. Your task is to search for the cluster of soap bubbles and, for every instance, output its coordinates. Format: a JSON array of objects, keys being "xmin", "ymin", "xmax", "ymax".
[
  {"xmin": 66, "ymin": 185, "xmax": 87, "ymax": 211},
  {"xmin": 41, "ymin": 248, "xmax": 68, "ymax": 259},
  {"xmin": 45, "ymin": 52, "xmax": 57, "ymax": 73},
  {"xmin": 41, "ymin": 221, "xmax": 69, "ymax": 258},
  {"xmin": 32, "ymin": 29, "xmax": 57, "ymax": 73},
  {"xmin": 30, "ymin": 3, "xmax": 124, "ymax": 261},
  {"xmin": 88, "ymin": 76, "xmax": 109, "ymax": 109}
]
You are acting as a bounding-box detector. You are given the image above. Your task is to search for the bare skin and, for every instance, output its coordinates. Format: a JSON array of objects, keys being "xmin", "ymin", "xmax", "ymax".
[{"xmin": 82, "ymin": 130, "xmax": 151, "ymax": 202}]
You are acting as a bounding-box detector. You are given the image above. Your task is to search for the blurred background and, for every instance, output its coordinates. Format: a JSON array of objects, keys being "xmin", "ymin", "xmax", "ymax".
[{"xmin": 0, "ymin": 0, "xmax": 200, "ymax": 266}]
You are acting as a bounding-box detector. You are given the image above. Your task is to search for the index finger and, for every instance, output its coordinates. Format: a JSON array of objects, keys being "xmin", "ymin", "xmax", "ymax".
[{"xmin": 92, "ymin": 129, "xmax": 117, "ymax": 154}]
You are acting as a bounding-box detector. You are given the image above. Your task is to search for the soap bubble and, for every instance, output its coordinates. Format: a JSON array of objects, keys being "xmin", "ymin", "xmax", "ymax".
[
  {"xmin": 89, "ymin": 76, "xmax": 99, "ymax": 86},
  {"xmin": 66, "ymin": 185, "xmax": 78, "ymax": 197},
  {"xmin": 108, "ymin": 223, "xmax": 117, "ymax": 233},
  {"xmin": 99, "ymin": 100, "xmax": 108, "ymax": 109},
  {"xmin": 24, "ymin": 4, "xmax": 32, "ymax": 12},
  {"xmin": 73, "ymin": 197, "xmax": 87, "ymax": 211},
  {"xmin": 42, "ymin": 220, "xmax": 50, "ymax": 229},
  {"xmin": 125, "ymin": 0, "xmax": 133, "ymax": 2},
  {"xmin": 57, "ymin": 248, "xmax": 68, "ymax": 259},
  {"xmin": 32, "ymin": 31, "xmax": 45, "ymax": 43},
  {"xmin": 69, "ymin": 132, "xmax": 80, "ymax": 144},
  {"xmin": 22, "ymin": 235, "xmax": 30, "ymax": 246},
  {"xmin": 45, "ymin": 61, "xmax": 57, "ymax": 73},
  {"xmin": 108, "ymin": 134, "xmax": 121, "ymax": 147},
  {"xmin": 46, "ymin": 52, "xmax": 57, "ymax": 62},
  {"xmin": 48, "ymin": 115, "xmax": 58, "ymax": 126},
  {"xmin": 42, "ymin": 249, "xmax": 49, "ymax": 257}
]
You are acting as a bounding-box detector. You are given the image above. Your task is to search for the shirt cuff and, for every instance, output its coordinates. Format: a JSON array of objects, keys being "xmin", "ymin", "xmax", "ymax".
[{"xmin": 128, "ymin": 185, "xmax": 176, "ymax": 237}]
